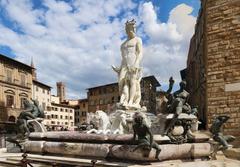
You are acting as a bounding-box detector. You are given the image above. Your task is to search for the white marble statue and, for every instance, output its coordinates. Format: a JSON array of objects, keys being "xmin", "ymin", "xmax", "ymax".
[
  {"xmin": 112, "ymin": 19, "xmax": 143, "ymax": 109},
  {"xmin": 109, "ymin": 110, "xmax": 128, "ymax": 134},
  {"xmin": 87, "ymin": 110, "xmax": 111, "ymax": 134}
]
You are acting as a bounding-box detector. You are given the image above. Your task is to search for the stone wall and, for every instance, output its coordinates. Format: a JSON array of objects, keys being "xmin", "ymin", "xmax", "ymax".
[
  {"xmin": 206, "ymin": 0, "xmax": 240, "ymax": 143},
  {"xmin": 186, "ymin": 0, "xmax": 207, "ymax": 128},
  {"xmin": 187, "ymin": 0, "xmax": 240, "ymax": 145}
]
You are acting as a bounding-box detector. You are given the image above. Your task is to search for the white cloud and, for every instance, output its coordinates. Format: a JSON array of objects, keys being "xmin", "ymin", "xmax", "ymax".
[
  {"xmin": 0, "ymin": 0, "xmax": 46, "ymax": 36},
  {"xmin": 140, "ymin": 2, "xmax": 182, "ymax": 45},
  {"xmin": 140, "ymin": 2, "xmax": 196, "ymax": 86},
  {"xmin": 0, "ymin": 0, "xmax": 196, "ymax": 98}
]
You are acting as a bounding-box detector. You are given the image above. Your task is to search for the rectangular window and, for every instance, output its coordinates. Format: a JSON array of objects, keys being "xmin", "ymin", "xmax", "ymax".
[
  {"xmin": 70, "ymin": 116, "xmax": 72, "ymax": 120},
  {"xmin": 60, "ymin": 115, "xmax": 63, "ymax": 119},
  {"xmin": 6, "ymin": 95, "xmax": 14, "ymax": 107},
  {"xmin": 42, "ymin": 89, "xmax": 45, "ymax": 93},
  {"xmin": 65, "ymin": 116, "xmax": 68, "ymax": 119},
  {"xmin": 20, "ymin": 74, "xmax": 26, "ymax": 86},
  {"xmin": 89, "ymin": 91, "xmax": 93, "ymax": 96},
  {"xmin": 36, "ymin": 86, "xmax": 38, "ymax": 91},
  {"xmin": 83, "ymin": 103, "xmax": 86, "ymax": 108},
  {"xmin": 20, "ymin": 98, "xmax": 26, "ymax": 108},
  {"xmin": 42, "ymin": 102, "xmax": 46, "ymax": 110},
  {"xmin": 6, "ymin": 69, "xmax": 13, "ymax": 83}
]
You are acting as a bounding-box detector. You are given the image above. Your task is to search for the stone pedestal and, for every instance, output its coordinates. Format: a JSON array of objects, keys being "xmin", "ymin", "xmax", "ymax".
[
  {"xmin": 23, "ymin": 132, "xmax": 212, "ymax": 162},
  {"xmin": 111, "ymin": 143, "xmax": 212, "ymax": 161},
  {"xmin": 23, "ymin": 139, "xmax": 212, "ymax": 161}
]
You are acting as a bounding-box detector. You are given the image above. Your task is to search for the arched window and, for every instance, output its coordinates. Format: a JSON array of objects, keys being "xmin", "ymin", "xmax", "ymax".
[
  {"xmin": 8, "ymin": 116, "xmax": 16, "ymax": 122},
  {"xmin": 5, "ymin": 90, "xmax": 15, "ymax": 107},
  {"xmin": 19, "ymin": 93, "xmax": 28, "ymax": 108}
]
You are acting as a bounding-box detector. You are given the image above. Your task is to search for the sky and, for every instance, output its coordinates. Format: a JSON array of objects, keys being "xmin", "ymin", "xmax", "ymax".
[{"xmin": 0, "ymin": 0, "xmax": 200, "ymax": 99}]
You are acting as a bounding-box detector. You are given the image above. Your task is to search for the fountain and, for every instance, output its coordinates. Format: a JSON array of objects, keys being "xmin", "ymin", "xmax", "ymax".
[{"xmin": 6, "ymin": 20, "xmax": 235, "ymax": 164}]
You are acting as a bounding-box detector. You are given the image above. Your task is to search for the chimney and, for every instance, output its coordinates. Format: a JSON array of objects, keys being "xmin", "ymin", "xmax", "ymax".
[{"xmin": 57, "ymin": 82, "xmax": 65, "ymax": 102}]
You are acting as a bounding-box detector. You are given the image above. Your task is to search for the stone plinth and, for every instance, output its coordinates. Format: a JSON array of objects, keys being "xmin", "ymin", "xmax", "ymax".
[
  {"xmin": 29, "ymin": 132, "xmax": 209, "ymax": 144},
  {"xmin": 24, "ymin": 132, "xmax": 212, "ymax": 162},
  {"xmin": 111, "ymin": 143, "xmax": 212, "ymax": 161},
  {"xmin": 23, "ymin": 140, "xmax": 212, "ymax": 161}
]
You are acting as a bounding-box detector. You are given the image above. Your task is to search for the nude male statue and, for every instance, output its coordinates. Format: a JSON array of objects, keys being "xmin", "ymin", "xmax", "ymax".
[
  {"xmin": 112, "ymin": 19, "xmax": 143, "ymax": 109},
  {"xmin": 164, "ymin": 80, "xmax": 190, "ymax": 135}
]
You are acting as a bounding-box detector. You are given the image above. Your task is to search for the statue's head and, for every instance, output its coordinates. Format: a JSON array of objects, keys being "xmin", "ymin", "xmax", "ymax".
[
  {"xmin": 23, "ymin": 99, "xmax": 30, "ymax": 108},
  {"xmin": 216, "ymin": 115, "xmax": 230, "ymax": 123},
  {"xmin": 32, "ymin": 99, "xmax": 39, "ymax": 106},
  {"xmin": 179, "ymin": 80, "xmax": 187, "ymax": 89},
  {"xmin": 125, "ymin": 19, "xmax": 136, "ymax": 38},
  {"xmin": 134, "ymin": 114, "xmax": 143, "ymax": 125}
]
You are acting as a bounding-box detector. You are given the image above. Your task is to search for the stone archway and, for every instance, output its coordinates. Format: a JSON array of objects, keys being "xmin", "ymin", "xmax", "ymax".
[{"xmin": 8, "ymin": 116, "xmax": 16, "ymax": 122}]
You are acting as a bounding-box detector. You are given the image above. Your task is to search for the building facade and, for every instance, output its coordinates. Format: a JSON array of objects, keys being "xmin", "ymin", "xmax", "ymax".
[
  {"xmin": 75, "ymin": 99, "xmax": 88, "ymax": 126},
  {"xmin": 186, "ymin": 0, "xmax": 240, "ymax": 144},
  {"xmin": 0, "ymin": 54, "xmax": 33, "ymax": 122},
  {"xmin": 87, "ymin": 76, "xmax": 160, "ymax": 114},
  {"xmin": 32, "ymin": 80, "xmax": 51, "ymax": 111},
  {"xmin": 44, "ymin": 95, "xmax": 75, "ymax": 131},
  {"xmin": 43, "ymin": 85, "xmax": 75, "ymax": 130}
]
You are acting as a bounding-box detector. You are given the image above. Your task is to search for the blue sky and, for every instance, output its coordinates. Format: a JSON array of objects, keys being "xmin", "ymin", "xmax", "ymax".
[{"xmin": 0, "ymin": 0, "xmax": 200, "ymax": 98}]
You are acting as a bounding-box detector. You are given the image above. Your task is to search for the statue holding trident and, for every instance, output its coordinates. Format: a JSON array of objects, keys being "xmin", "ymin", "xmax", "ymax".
[{"xmin": 112, "ymin": 19, "xmax": 143, "ymax": 109}]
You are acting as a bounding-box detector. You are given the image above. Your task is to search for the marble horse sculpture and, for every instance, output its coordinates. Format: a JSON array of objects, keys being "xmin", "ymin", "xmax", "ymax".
[
  {"xmin": 87, "ymin": 110, "xmax": 111, "ymax": 134},
  {"xmin": 109, "ymin": 110, "xmax": 129, "ymax": 134},
  {"xmin": 87, "ymin": 110, "xmax": 129, "ymax": 134}
]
